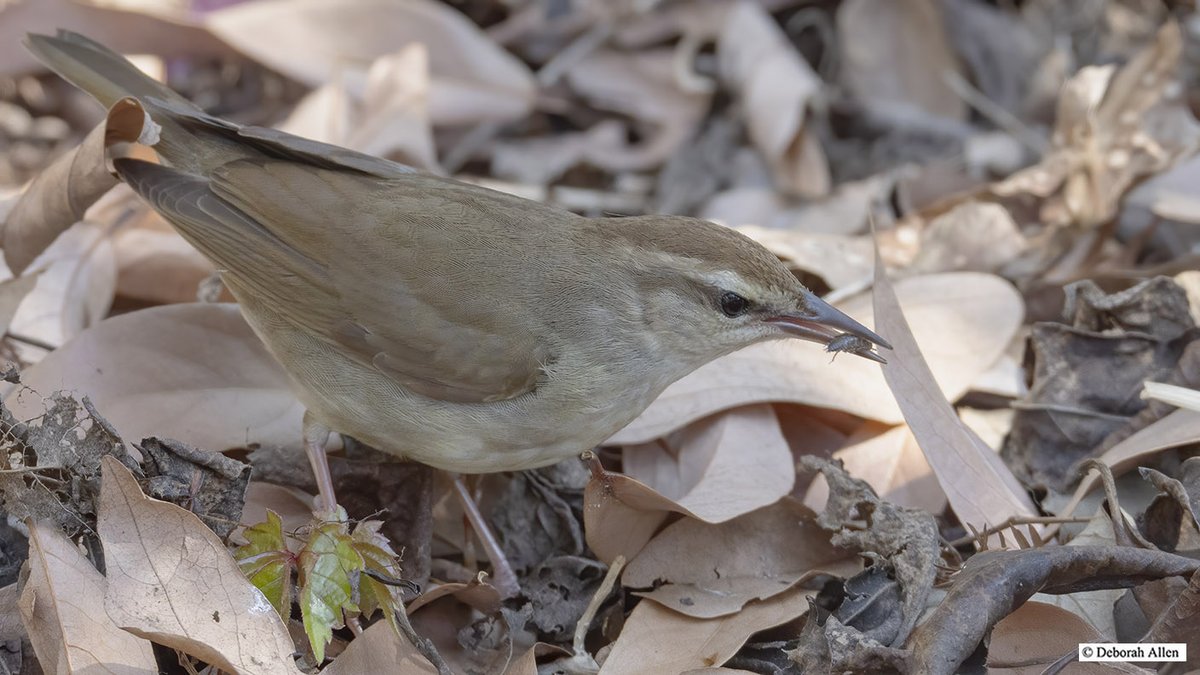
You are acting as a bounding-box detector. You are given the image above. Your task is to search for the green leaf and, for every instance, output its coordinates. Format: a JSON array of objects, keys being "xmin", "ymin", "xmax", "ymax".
[
  {"xmin": 351, "ymin": 520, "xmax": 405, "ymax": 629},
  {"xmin": 298, "ymin": 510, "xmax": 363, "ymax": 663},
  {"xmin": 232, "ymin": 510, "xmax": 296, "ymax": 619}
]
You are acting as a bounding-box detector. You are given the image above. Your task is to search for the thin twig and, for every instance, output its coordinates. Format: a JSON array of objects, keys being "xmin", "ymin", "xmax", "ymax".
[
  {"xmin": 394, "ymin": 600, "xmax": 453, "ymax": 675},
  {"xmin": 943, "ymin": 70, "xmax": 1049, "ymax": 157},
  {"xmin": 949, "ymin": 516, "xmax": 1091, "ymax": 549}
]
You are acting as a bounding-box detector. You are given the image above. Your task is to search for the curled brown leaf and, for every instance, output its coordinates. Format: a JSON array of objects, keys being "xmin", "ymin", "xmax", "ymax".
[{"xmin": 2, "ymin": 97, "xmax": 152, "ymax": 274}]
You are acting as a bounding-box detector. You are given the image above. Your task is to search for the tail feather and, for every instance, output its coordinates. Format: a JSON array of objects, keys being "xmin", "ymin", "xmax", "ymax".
[{"xmin": 24, "ymin": 31, "xmax": 193, "ymax": 110}]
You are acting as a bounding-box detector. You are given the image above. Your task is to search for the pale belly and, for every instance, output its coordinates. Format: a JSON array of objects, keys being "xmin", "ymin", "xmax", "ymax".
[{"xmin": 238, "ymin": 300, "xmax": 664, "ymax": 473}]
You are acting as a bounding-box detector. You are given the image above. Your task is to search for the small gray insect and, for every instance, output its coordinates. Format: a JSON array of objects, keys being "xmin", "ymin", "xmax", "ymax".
[{"xmin": 825, "ymin": 334, "xmax": 886, "ymax": 363}]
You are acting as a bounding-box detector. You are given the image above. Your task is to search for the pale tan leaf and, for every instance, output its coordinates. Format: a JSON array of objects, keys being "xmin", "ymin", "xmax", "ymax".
[
  {"xmin": 19, "ymin": 521, "xmax": 158, "ymax": 675},
  {"xmin": 804, "ymin": 424, "xmax": 946, "ymax": 514},
  {"xmin": 873, "ymin": 250, "xmax": 1038, "ymax": 538},
  {"xmin": 502, "ymin": 648, "xmax": 538, "ymax": 675},
  {"xmin": 957, "ymin": 407, "xmax": 1015, "ymax": 453},
  {"xmin": 717, "ymin": 1, "xmax": 828, "ymax": 197},
  {"xmin": 584, "ymin": 469, "xmax": 677, "ymax": 565},
  {"xmin": 2, "ymin": 97, "xmax": 149, "ymax": 275},
  {"xmin": 611, "ymin": 272, "xmax": 1022, "ymax": 443},
  {"xmin": 622, "ymin": 404, "xmax": 794, "ymax": 523},
  {"xmin": 98, "ymin": 456, "xmax": 300, "ymax": 675},
  {"xmin": 986, "ymin": 602, "xmax": 1120, "ymax": 674},
  {"xmin": 1177, "ymin": 270, "xmax": 1200, "ymax": 325},
  {"xmin": 624, "ymin": 499, "xmax": 856, "ymax": 618},
  {"xmin": 0, "ymin": 273, "xmax": 39, "ymax": 337},
  {"xmin": 406, "ymin": 576, "xmax": 501, "ymax": 615},
  {"xmin": 598, "ymin": 586, "xmax": 810, "ymax": 674},
  {"xmin": 910, "ymin": 202, "xmax": 1027, "ymax": 275},
  {"xmin": 735, "ymin": 227, "xmax": 874, "ymax": 291},
  {"xmin": 207, "ymin": 0, "xmax": 535, "ymax": 126},
  {"xmin": 322, "ymin": 620, "xmax": 436, "ymax": 675},
  {"xmin": 7, "ymin": 222, "xmax": 116, "ymax": 352},
  {"xmin": 705, "ymin": 173, "xmax": 896, "ymax": 237},
  {"xmin": 9, "ymin": 303, "xmax": 305, "ymax": 455},
  {"xmin": 837, "ymin": 0, "xmax": 966, "ymax": 120},
  {"xmin": 112, "ymin": 226, "xmax": 216, "ymax": 304}
]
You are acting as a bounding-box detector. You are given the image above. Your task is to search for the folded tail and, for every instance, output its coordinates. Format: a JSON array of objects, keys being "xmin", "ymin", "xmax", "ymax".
[{"xmin": 24, "ymin": 30, "xmax": 194, "ymax": 111}]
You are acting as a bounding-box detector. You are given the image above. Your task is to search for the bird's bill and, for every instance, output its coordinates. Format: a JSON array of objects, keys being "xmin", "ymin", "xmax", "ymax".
[{"xmin": 766, "ymin": 292, "xmax": 892, "ymax": 363}]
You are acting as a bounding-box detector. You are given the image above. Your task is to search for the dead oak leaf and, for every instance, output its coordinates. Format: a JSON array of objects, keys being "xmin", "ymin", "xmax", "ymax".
[
  {"xmin": 98, "ymin": 456, "xmax": 300, "ymax": 675},
  {"xmin": 991, "ymin": 22, "xmax": 1193, "ymax": 228}
]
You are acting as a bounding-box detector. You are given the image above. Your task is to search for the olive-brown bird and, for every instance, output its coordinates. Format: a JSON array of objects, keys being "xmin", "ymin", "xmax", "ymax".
[{"xmin": 27, "ymin": 31, "xmax": 890, "ymax": 513}]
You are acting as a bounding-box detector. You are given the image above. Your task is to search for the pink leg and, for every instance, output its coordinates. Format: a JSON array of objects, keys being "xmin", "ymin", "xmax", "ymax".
[
  {"xmin": 452, "ymin": 475, "xmax": 520, "ymax": 598},
  {"xmin": 302, "ymin": 412, "xmax": 338, "ymax": 513}
]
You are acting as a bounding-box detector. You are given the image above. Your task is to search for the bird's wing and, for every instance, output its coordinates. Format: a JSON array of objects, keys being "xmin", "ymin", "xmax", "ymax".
[{"xmin": 116, "ymin": 158, "xmax": 552, "ymax": 403}]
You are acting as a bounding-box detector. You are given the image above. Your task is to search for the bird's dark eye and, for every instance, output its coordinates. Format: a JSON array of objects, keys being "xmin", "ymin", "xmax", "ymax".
[{"xmin": 719, "ymin": 292, "xmax": 749, "ymax": 317}]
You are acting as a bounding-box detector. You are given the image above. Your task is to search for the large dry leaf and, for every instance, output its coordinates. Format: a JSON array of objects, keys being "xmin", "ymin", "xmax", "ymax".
[
  {"xmin": 986, "ymin": 601, "xmax": 1125, "ymax": 674},
  {"xmin": 909, "ymin": 202, "xmax": 1027, "ymax": 275},
  {"xmin": 112, "ymin": 226, "xmax": 215, "ymax": 304},
  {"xmin": 621, "ymin": 404, "xmax": 794, "ymax": 523},
  {"xmin": 0, "ymin": 273, "xmax": 39, "ymax": 337},
  {"xmin": 584, "ymin": 469, "xmax": 681, "ymax": 564},
  {"xmin": 611, "ymin": 272, "xmax": 1022, "ymax": 443},
  {"xmin": 873, "ymin": 251, "xmax": 1038, "ymax": 538},
  {"xmin": 98, "ymin": 456, "xmax": 300, "ymax": 675},
  {"xmin": 19, "ymin": 521, "xmax": 158, "ymax": 674},
  {"xmin": 322, "ymin": 621, "xmax": 436, "ymax": 675},
  {"xmin": 717, "ymin": 0, "xmax": 829, "ymax": 197},
  {"xmin": 837, "ymin": 0, "xmax": 966, "ymax": 121},
  {"xmin": 9, "ymin": 303, "xmax": 305, "ymax": 455},
  {"xmin": 598, "ymin": 585, "xmax": 810, "ymax": 674},
  {"xmin": 2, "ymin": 98, "xmax": 151, "ymax": 275},
  {"xmin": 7, "ymin": 222, "xmax": 117, "ymax": 351},
  {"xmin": 208, "ymin": 0, "xmax": 535, "ymax": 126},
  {"xmin": 623, "ymin": 499, "xmax": 855, "ymax": 618},
  {"xmin": 804, "ymin": 424, "xmax": 946, "ymax": 514}
]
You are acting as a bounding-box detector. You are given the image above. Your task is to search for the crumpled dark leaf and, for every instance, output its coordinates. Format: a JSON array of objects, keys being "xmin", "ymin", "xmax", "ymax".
[
  {"xmin": 492, "ymin": 461, "xmax": 587, "ymax": 574},
  {"xmin": 0, "ymin": 392, "xmax": 139, "ymax": 568},
  {"xmin": 139, "ymin": 436, "xmax": 250, "ymax": 541},
  {"xmin": 789, "ymin": 599, "xmax": 908, "ymax": 675},
  {"xmin": 800, "ymin": 456, "xmax": 939, "ymax": 648},
  {"xmin": 521, "ymin": 555, "xmax": 606, "ymax": 643},
  {"xmin": 1004, "ymin": 277, "xmax": 1199, "ymax": 490}
]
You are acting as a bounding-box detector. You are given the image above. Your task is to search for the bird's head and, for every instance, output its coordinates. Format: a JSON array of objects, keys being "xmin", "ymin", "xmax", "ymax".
[{"xmin": 602, "ymin": 215, "xmax": 891, "ymax": 366}]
